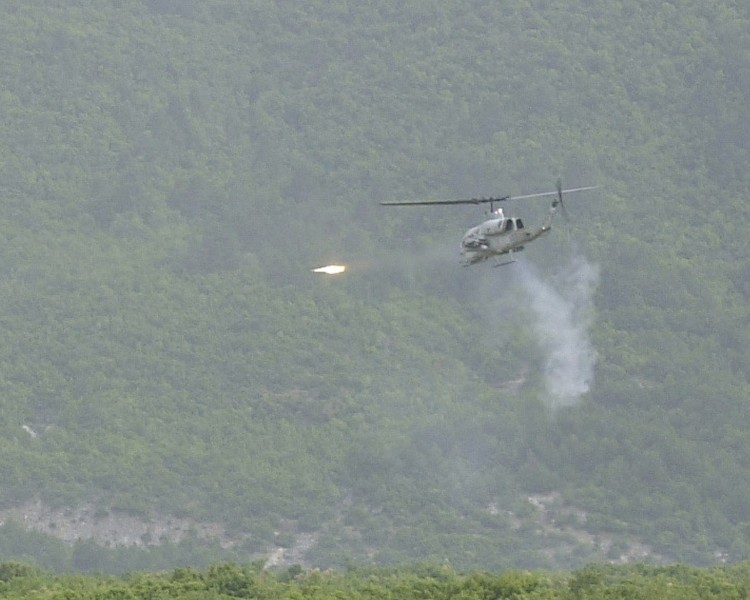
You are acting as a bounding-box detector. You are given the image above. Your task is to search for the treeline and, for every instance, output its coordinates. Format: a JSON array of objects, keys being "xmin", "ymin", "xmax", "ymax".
[{"xmin": 2, "ymin": 561, "xmax": 750, "ymax": 600}]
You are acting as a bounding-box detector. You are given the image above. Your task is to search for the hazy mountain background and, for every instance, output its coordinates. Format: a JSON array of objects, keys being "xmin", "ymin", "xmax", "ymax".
[{"xmin": 0, "ymin": 0, "xmax": 748, "ymax": 572}]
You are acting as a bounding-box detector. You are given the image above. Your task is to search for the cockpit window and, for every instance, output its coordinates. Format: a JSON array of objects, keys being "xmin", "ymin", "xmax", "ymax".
[
  {"xmin": 503, "ymin": 220, "xmax": 513, "ymax": 232},
  {"xmin": 516, "ymin": 218, "xmax": 524, "ymax": 229}
]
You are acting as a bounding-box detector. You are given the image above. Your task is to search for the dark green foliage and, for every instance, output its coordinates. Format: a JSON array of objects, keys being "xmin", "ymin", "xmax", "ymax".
[
  {"xmin": 0, "ymin": 0, "xmax": 748, "ymax": 572},
  {"xmin": 0, "ymin": 561, "xmax": 38, "ymax": 583},
  {"xmin": 1, "ymin": 561, "xmax": 750, "ymax": 600}
]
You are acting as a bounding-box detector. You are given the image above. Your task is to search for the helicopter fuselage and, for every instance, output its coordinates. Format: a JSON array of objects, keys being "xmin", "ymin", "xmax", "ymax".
[
  {"xmin": 460, "ymin": 214, "xmax": 552, "ymax": 265},
  {"xmin": 380, "ymin": 182, "xmax": 597, "ymax": 266}
]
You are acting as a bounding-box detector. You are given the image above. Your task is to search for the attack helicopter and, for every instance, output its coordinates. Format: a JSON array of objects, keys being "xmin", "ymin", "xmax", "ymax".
[{"xmin": 381, "ymin": 180, "xmax": 598, "ymax": 266}]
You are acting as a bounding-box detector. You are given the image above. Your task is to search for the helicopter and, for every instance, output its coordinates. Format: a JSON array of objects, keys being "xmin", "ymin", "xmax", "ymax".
[{"xmin": 381, "ymin": 180, "xmax": 599, "ymax": 266}]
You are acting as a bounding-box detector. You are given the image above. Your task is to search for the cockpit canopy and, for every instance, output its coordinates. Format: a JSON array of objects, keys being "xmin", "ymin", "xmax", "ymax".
[{"xmin": 507, "ymin": 218, "xmax": 524, "ymax": 231}]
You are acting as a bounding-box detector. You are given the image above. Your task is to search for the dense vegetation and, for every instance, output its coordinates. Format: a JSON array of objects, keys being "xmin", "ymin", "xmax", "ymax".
[
  {"xmin": 0, "ymin": 0, "xmax": 748, "ymax": 571},
  {"xmin": 2, "ymin": 561, "xmax": 750, "ymax": 600}
]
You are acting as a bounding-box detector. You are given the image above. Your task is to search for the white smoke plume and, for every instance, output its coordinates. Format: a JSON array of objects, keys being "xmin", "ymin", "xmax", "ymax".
[{"xmin": 516, "ymin": 256, "xmax": 599, "ymax": 408}]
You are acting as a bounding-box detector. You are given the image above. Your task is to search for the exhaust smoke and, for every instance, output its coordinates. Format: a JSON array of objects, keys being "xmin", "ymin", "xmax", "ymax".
[{"xmin": 517, "ymin": 256, "xmax": 599, "ymax": 408}]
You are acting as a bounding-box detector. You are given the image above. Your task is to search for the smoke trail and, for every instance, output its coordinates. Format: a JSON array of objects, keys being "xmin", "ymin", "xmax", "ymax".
[{"xmin": 516, "ymin": 256, "xmax": 599, "ymax": 408}]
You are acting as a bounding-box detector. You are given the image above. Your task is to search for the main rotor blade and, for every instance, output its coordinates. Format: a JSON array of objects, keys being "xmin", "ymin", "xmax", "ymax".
[
  {"xmin": 380, "ymin": 185, "xmax": 598, "ymax": 206},
  {"xmin": 510, "ymin": 185, "xmax": 599, "ymax": 201},
  {"xmin": 381, "ymin": 196, "xmax": 509, "ymax": 206}
]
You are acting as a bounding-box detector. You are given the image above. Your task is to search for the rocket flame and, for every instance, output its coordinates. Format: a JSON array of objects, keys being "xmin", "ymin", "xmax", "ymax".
[{"xmin": 312, "ymin": 264, "xmax": 346, "ymax": 275}]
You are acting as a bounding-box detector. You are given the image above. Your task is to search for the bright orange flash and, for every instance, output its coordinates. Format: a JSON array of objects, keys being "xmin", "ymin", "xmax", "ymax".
[{"xmin": 312, "ymin": 265, "xmax": 346, "ymax": 275}]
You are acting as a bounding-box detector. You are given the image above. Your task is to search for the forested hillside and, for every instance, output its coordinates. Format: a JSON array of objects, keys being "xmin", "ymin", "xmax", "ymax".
[{"xmin": 0, "ymin": 0, "xmax": 748, "ymax": 572}]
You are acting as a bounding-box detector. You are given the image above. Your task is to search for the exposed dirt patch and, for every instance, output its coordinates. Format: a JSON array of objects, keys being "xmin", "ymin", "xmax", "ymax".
[
  {"xmin": 0, "ymin": 500, "xmax": 242, "ymax": 549},
  {"xmin": 522, "ymin": 492, "xmax": 668, "ymax": 564},
  {"xmin": 0, "ymin": 500, "xmax": 321, "ymax": 569}
]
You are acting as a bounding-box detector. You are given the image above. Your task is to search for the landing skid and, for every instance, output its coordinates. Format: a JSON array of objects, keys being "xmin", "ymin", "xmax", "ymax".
[
  {"xmin": 491, "ymin": 249, "xmax": 516, "ymax": 267},
  {"xmin": 461, "ymin": 252, "xmax": 517, "ymax": 267}
]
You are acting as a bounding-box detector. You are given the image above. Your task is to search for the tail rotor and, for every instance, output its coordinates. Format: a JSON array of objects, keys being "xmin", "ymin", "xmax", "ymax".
[{"xmin": 553, "ymin": 178, "xmax": 570, "ymax": 221}]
